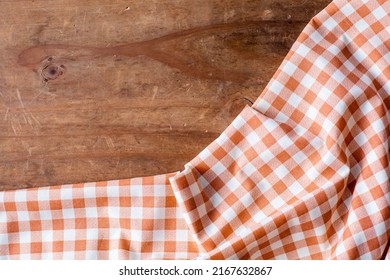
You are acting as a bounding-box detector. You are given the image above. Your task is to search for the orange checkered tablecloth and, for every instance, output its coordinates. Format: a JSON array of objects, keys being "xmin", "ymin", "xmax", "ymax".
[{"xmin": 1, "ymin": 0, "xmax": 389, "ymax": 259}]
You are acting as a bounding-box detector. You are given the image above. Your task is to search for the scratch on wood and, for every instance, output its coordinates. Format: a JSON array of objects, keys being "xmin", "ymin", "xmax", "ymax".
[
  {"xmin": 21, "ymin": 140, "xmax": 32, "ymax": 156},
  {"xmin": 103, "ymin": 136, "xmax": 115, "ymax": 148},
  {"xmin": 152, "ymin": 86, "xmax": 158, "ymax": 100},
  {"xmin": 185, "ymin": 83, "xmax": 193, "ymax": 93},
  {"xmin": 29, "ymin": 113, "xmax": 41, "ymax": 126},
  {"xmin": 24, "ymin": 160, "xmax": 30, "ymax": 173},
  {"xmin": 16, "ymin": 89, "xmax": 25, "ymax": 108},
  {"xmin": 197, "ymin": 108, "xmax": 210, "ymax": 120},
  {"xmin": 22, "ymin": 112, "xmax": 28, "ymax": 124},
  {"xmin": 10, "ymin": 120, "xmax": 17, "ymax": 135},
  {"xmin": 4, "ymin": 108, "xmax": 9, "ymax": 120},
  {"xmin": 14, "ymin": 89, "xmax": 41, "ymax": 131},
  {"xmin": 17, "ymin": 119, "xmax": 22, "ymax": 131}
]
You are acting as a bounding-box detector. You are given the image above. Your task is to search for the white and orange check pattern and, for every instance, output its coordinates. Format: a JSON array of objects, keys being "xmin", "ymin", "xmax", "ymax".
[
  {"xmin": 1, "ymin": 0, "xmax": 389, "ymax": 259},
  {"xmin": 0, "ymin": 174, "xmax": 202, "ymax": 259}
]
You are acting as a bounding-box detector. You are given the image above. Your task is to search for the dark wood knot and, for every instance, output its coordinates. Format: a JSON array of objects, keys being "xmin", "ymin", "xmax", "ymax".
[{"xmin": 42, "ymin": 64, "xmax": 65, "ymax": 81}]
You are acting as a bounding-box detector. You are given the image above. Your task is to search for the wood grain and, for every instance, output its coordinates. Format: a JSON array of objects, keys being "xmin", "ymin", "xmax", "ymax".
[{"xmin": 0, "ymin": 0, "xmax": 331, "ymax": 190}]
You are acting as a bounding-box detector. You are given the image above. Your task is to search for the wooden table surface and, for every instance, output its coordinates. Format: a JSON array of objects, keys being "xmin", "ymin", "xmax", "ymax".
[{"xmin": 0, "ymin": 0, "xmax": 331, "ymax": 191}]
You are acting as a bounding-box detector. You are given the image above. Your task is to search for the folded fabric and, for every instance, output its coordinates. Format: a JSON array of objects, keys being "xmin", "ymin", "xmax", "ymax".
[{"xmin": 1, "ymin": 0, "xmax": 389, "ymax": 259}]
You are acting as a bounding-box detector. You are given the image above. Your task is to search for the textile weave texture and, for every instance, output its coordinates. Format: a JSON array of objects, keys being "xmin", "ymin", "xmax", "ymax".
[{"xmin": 1, "ymin": 0, "xmax": 389, "ymax": 259}]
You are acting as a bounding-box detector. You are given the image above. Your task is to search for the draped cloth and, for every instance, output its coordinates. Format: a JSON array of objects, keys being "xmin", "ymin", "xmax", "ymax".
[{"xmin": 1, "ymin": 0, "xmax": 389, "ymax": 259}]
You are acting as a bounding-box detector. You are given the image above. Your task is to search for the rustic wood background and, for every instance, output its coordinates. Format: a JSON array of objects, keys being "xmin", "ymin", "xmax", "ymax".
[{"xmin": 0, "ymin": 0, "xmax": 331, "ymax": 191}]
